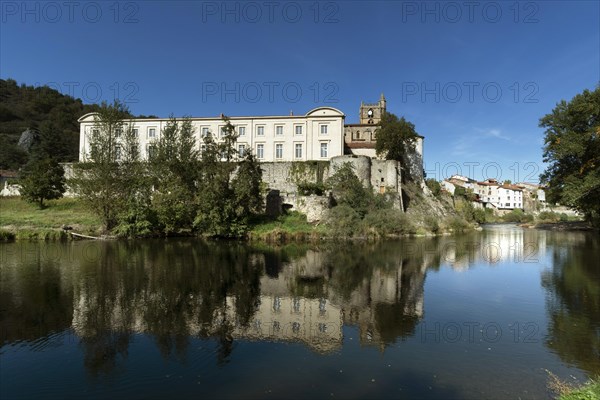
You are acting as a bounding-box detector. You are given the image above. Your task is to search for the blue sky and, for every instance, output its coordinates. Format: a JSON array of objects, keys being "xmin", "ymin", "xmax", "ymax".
[{"xmin": 2, "ymin": 0, "xmax": 598, "ymax": 182}]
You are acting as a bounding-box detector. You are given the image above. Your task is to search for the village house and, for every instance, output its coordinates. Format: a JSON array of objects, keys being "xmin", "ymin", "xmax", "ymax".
[{"xmin": 443, "ymin": 176, "xmax": 525, "ymax": 210}]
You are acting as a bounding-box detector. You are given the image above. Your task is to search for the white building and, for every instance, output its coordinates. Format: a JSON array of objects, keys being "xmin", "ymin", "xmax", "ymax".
[
  {"xmin": 440, "ymin": 180, "xmax": 456, "ymax": 194},
  {"xmin": 474, "ymin": 179, "xmax": 523, "ymax": 210},
  {"xmin": 78, "ymin": 107, "xmax": 346, "ymax": 163}
]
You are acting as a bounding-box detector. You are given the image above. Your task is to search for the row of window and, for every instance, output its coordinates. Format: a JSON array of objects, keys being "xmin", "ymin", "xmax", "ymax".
[
  {"xmin": 102, "ymin": 124, "xmax": 329, "ymax": 140},
  {"xmin": 199, "ymin": 124, "xmax": 327, "ymax": 138},
  {"xmin": 139, "ymin": 142, "xmax": 329, "ymax": 160},
  {"xmin": 115, "ymin": 143, "xmax": 329, "ymax": 160},
  {"xmin": 252, "ymin": 320, "xmax": 330, "ymax": 335},
  {"xmin": 254, "ymin": 142, "xmax": 328, "ymax": 159},
  {"xmin": 504, "ymin": 203, "xmax": 522, "ymax": 207}
]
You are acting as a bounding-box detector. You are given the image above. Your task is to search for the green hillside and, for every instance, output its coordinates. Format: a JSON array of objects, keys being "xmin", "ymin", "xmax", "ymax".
[{"xmin": 0, "ymin": 78, "xmax": 101, "ymax": 170}]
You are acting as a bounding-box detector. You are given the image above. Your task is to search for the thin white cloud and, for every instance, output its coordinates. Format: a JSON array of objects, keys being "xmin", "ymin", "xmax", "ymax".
[{"xmin": 479, "ymin": 128, "xmax": 511, "ymax": 141}]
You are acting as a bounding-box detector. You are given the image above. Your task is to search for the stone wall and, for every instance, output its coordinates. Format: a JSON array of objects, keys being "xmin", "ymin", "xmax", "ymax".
[
  {"xmin": 59, "ymin": 157, "xmax": 406, "ymax": 222},
  {"xmin": 261, "ymin": 156, "xmax": 405, "ymax": 221},
  {"xmin": 260, "ymin": 161, "xmax": 330, "ymax": 194}
]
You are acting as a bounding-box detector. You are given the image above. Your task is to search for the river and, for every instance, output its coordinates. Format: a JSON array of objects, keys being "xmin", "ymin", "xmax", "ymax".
[{"xmin": 1, "ymin": 225, "xmax": 598, "ymax": 399}]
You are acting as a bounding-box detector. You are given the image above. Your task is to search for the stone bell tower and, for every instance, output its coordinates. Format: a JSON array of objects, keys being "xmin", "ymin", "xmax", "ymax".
[{"xmin": 359, "ymin": 93, "xmax": 386, "ymax": 124}]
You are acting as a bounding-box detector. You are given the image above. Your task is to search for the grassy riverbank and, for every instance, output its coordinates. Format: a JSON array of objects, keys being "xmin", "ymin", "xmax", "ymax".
[
  {"xmin": 248, "ymin": 212, "xmax": 327, "ymax": 242},
  {"xmin": 549, "ymin": 374, "xmax": 600, "ymax": 400},
  {"xmin": 2, "ymin": 196, "xmax": 473, "ymax": 241},
  {"xmin": 560, "ymin": 379, "xmax": 600, "ymax": 400},
  {"xmin": 0, "ymin": 197, "xmax": 102, "ymax": 240}
]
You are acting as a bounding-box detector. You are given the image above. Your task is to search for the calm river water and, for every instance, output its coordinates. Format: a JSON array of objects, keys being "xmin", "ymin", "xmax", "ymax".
[{"xmin": 1, "ymin": 225, "xmax": 598, "ymax": 399}]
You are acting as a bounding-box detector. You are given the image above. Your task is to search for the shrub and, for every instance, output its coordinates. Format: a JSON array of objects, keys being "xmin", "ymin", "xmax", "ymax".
[
  {"xmin": 362, "ymin": 208, "xmax": 414, "ymax": 236},
  {"xmin": 446, "ymin": 216, "xmax": 470, "ymax": 233},
  {"xmin": 326, "ymin": 162, "xmax": 372, "ymax": 217},
  {"xmin": 538, "ymin": 211, "xmax": 560, "ymax": 223},
  {"xmin": 559, "ymin": 213, "xmax": 569, "ymax": 222},
  {"xmin": 297, "ymin": 182, "xmax": 326, "ymax": 196},
  {"xmin": 326, "ymin": 205, "xmax": 361, "ymax": 238},
  {"xmin": 503, "ymin": 208, "xmax": 525, "ymax": 222},
  {"xmin": 425, "ymin": 178, "xmax": 441, "ymax": 197},
  {"xmin": 0, "ymin": 229, "xmax": 16, "ymax": 241},
  {"xmin": 424, "ymin": 215, "xmax": 440, "ymax": 233},
  {"xmin": 521, "ymin": 213, "xmax": 535, "ymax": 223},
  {"xmin": 472, "ymin": 208, "xmax": 487, "ymax": 224}
]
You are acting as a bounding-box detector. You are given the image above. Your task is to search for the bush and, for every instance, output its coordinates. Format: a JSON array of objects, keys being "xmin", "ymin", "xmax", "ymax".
[
  {"xmin": 538, "ymin": 211, "xmax": 560, "ymax": 223},
  {"xmin": 446, "ymin": 216, "xmax": 470, "ymax": 233},
  {"xmin": 425, "ymin": 178, "xmax": 441, "ymax": 197},
  {"xmin": 362, "ymin": 208, "xmax": 414, "ymax": 236},
  {"xmin": 0, "ymin": 229, "xmax": 16, "ymax": 241},
  {"xmin": 297, "ymin": 182, "xmax": 326, "ymax": 196},
  {"xmin": 521, "ymin": 213, "xmax": 535, "ymax": 223},
  {"xmin": 326, "ymin": 162, "xmax": 373, "ymax": 217},
  {"xmin": 559, "ymin": 213, "xmax": 569, "ymax": 222},
  {"xmin": 503, "ymin": 209, "xmax": 534, "ymax": 223},
  {"xmin": 424, "ymin": 215, "xmax": 440, "ymax": 233},
  {"xmin": 326, "ymin": 205, "xmax": 361, "ymax": 238},
  {"xmin": 472, "ymin": 208, "xmax": 487, "ymax": 224},
  {"xmin": 503, "ymin": 209, "xmax": 525, "ymax": 222}
]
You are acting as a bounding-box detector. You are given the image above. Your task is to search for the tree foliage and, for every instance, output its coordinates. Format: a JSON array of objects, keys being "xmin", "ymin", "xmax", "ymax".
[
  {"xmin": 375, "ymin": 112, "xmax": 419, "ymax": 180},
  {"xmin": 540, "ymin": 87, "xmax": 600, "ymax": 225},
  {"xmin": 19, "ymin": 158, "xmax": 65, "ymax": 208},
  {"xmin": 194, "ymin": 118, "xmax": 263, "ymax": 237},
  {"xmin": 326, "ymin": 162, "xmax": 373, "ymax": 217},
  {"xmin": 148, "ymin": 116, "xmax": 199, "ymax": 234},
  {"xmin": 69, "ymin": 100, "xmax": 138, "ymax": 231},
  {"xmin": 425, "ymin": 178, "xmax": 441, "ymax": 197}
]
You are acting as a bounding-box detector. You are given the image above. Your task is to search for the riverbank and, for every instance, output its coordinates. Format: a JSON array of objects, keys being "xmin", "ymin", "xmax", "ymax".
[
  {"xmin": 560, "ymin": 379, "xmax": 600, "ymax": 400},
  {"xmin": 1, "ymin": 197, "xmax": 476, "ymax": 241},
  {"xmin": 0, "ymin": 197, "xmax": 102, "ymax": 240},
  {"xmin": 519, "ymin": 220, "xmax": 598, "ymax": 232},
  {"xmin": 549, "ymin": 373, "xmax": 600, "ymax": 400}
]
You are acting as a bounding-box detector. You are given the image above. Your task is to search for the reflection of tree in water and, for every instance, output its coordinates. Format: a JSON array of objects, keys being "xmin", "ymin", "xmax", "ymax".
[
  {"xmin": 541, "ymin": 232, "xmax": 600, "ymax": 375},
  {"xmin": 324, "ymin": 240, "xmax": 436, "ymax": 348},
  {"xmin": 80, "ymin": 331, "xmax": 131, "ymax": 377},
  {"xmin": 0, "ymin": 243, "xmax": 74, "ymax": 345},
  {"xmin": 72, "ymin": 239, "xmax": 263, "ymax": 374},
  {"xmin": 5, "ymin": 235, "xmax": 525, "ymax": 373}
]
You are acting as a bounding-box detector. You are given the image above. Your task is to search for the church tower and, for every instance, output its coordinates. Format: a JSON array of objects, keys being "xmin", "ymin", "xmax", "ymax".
[{"xmin": 359, "ymin": 93, "xmax": 386, "ymax": 124}]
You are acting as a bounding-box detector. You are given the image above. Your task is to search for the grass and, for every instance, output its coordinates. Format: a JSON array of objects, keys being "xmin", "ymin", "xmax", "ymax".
[
  {"xmin": 0, "ymin": 197, "xmax": 102, "ymax": 240},
  {"xmin": 560, "ymin": 380, "xmax": 600, "ymax": 400},
  {"xmin": 248, "ymin": 211, "xmax": 327, "ymax": 242},
  {"xmin": 546, "ymin": 370, "xmax": 600, "ymax": 400}
]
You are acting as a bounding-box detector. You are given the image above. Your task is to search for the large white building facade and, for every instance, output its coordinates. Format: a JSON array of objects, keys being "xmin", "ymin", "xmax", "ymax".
[{"xmin": 78, "ymin": 106, "xmax": 345, "ymax": 163}]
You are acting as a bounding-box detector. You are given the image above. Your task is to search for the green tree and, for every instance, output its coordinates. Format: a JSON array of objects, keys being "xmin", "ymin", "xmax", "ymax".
[
  {"xmin": 232, "ymin": 151, "xmax": 264, "ymax": 217},
  {"xmin": 19, "ymin": 158, "xmax": 65, "ymax": 208},
  {"xmin": 148, "ymin": 116, "xmax": 199, "ymax": 234},
  {"xmin": 425, "ymin": 178, "xmax": 441, "ymax": 197},
  {"xmin": 326, "ymin": 162, "xmax": 372, "ymax": 217},
  {"xmin": 375, "ymin": 112, "xmax": 420, "ymax": 180},
  {"xmin": 540, "ymin": 87, "xmax": 600, "ymax": 225},
  {"xmin": 69, "ymin": 100, "xmax": 140, "ymax": 231},
  {"xmin": 194, "ymin": 117, "xmax": 263, "ymax": 237}
]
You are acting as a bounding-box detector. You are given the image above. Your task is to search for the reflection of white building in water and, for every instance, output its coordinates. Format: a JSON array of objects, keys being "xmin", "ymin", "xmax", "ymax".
[
  {"xmin": 71, "ymin": 249, "xmax": 427, "ymax": 353},
  {"xmin": 224, "ymin": 295, "xmax": 343, "ymax": 353}
]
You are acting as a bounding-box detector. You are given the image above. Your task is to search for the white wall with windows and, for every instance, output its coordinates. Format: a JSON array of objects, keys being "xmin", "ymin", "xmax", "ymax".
[{"xmin": 78, "ymin": 107, "xmax": 345, "ymax": 163}]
